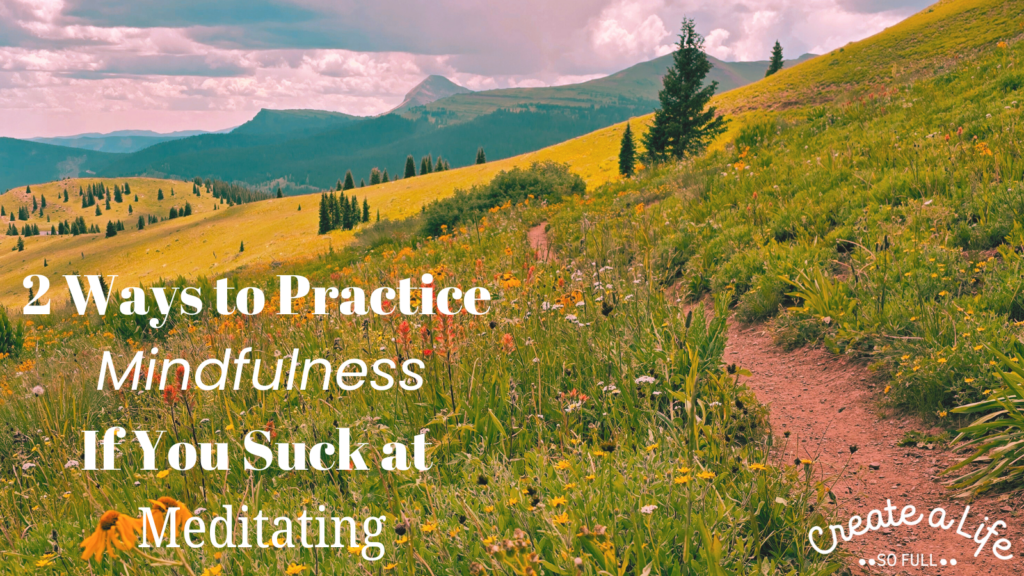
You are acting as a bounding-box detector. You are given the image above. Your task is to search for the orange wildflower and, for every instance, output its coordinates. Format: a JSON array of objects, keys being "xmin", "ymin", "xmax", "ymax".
[{"xmin": 80, "ymin": 510, "xmax": 142, "ymax": 561}]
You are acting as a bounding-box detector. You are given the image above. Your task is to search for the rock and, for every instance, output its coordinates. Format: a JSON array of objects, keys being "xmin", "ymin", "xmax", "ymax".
[{"xmin": 869, "ymin": 462, "xmax": 881, "ymax": 470}]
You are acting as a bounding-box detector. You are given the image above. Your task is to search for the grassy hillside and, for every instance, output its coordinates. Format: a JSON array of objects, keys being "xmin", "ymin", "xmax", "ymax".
[
  {"xmin": 229, "ymin": 109, "xmax": 359, "ymax": 137},
  {"xmin": 0, "ymin": 117, "xmax": 641, "ymax": 306},
  {"xmin": 0, "ymin": 139, "xmax": 120, "ymax": 192}
]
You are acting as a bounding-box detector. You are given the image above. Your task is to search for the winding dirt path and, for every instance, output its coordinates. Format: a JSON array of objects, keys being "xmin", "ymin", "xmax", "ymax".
[
  {"xmin": 727, "ymin": 323, "xmax": 1019, "ymax": 576},
  {"xmin": 526, "ymin": 223, "xmax": 1020, "ymax": 574}
]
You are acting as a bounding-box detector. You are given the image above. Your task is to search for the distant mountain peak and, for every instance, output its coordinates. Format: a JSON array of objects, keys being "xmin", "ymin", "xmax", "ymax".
[{"xmin": 391, "ymin": 75, "xmax": 471, "ymax": 113}]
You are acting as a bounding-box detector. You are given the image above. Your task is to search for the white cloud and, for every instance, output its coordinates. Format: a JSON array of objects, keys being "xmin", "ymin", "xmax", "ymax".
[{"xmin": 589, "ymin": 0, "xmax": 673, "ymax": 61}]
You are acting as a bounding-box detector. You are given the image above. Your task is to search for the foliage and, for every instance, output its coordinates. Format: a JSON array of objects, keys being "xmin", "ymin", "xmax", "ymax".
[
  {"xmin": 765, "ymin": 41, "xmax": 784, "ymax": 77},
  {"xmin": 618, "ymin": 122, "xmax": 635, "ymax": 178},
  {"xmin": 643, "ymin": 18, "xmax": 727, "ymax": 163},
  {"xmin": 421, "ymin": 162, "xmax": 584, "ymax": 236},
  {"xmin": 0, "ymin": 306, "xmax": 23, "ymax": 359}
]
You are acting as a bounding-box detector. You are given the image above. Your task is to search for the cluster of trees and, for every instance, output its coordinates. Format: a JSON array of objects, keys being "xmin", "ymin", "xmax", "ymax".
[
  {"xmin": 105, "ymin": 220, "xmax": 126, "ymax": 238},
  {"xmin": 58, "ymin": 217, "xmax": 96, "ymax": 236},
  {"xmin": 200, "ymin": 178, "xmax": 270, "ymax": 205},
  {"xmin": 168, "ymin": 203, "xmax": 193, "ymax": 220},
  {"xmin": 317, "ymin": 191, "xmax": 371, "ymax": 234},
  {"xmin": 618, "ymin": 23, "xmax": 785, "ymax": 177},
  {"xmin": 333, "ymin": 151, "xmax": 462, "ymax": 193},
  {"xmin": 6, "ymin": 223, "xmax": 40, "ymax": 236}
]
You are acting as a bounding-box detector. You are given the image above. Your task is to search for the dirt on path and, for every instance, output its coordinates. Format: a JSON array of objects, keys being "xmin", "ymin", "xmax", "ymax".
[
  {"xmin": 526, "ymin": 222, "xmax": 1021, "ymax": 574},
  {"xmin": 528, "ymin": 222, "xmax": 553, "ymax": 262},
  {"xmin": 727, "ymin": 323, "xmax": 1021, "ymax": 576}
]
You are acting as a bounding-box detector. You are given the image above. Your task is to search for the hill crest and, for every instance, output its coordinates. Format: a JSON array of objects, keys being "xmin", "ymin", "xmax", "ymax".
[{"xmin": 390, "ymin": 75, "xmax": 472, "ymax": 113}]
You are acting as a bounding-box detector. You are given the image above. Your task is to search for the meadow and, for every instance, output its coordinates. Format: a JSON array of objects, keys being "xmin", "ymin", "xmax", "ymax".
[{"xmin": 4, "ymin": 0, "xmax": 1024, "ymax": 574}]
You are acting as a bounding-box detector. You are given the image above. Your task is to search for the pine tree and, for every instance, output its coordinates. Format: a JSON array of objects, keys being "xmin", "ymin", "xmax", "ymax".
[
  {"xmin": 239, "ymin": 241, "xmax": 244, "ymax": 252},
  {"xmin": 765, "ymin": 40, "xmax": 784, "ymax": 77},
  {"xmin": 158, "ymin": 189, "xmax": 164, "ymax": 200},
  {"xmin": 476, "ymin": 147, "xmax": 486, "ymax": 164},
  {"xmin": 128, "ymin": 204, "xmax": 133, "ymax": 214},
  {"xmin": 32, "ymin": 196, "xmax": 37, "ymax": 211},
  {"xmin": 114, "ymin": 187, "xmax": 122, "ymax": 202},
  {"xmin": 105, "ymin": 196, "xmax": 111, "ymax": 210},
  {"xmin": 343, "ymin": 170, "xmax": 355, "ymax": 190},
  {"xmin": 404, "ymin": 155, "xmax": 417, "ymax": 178},
  {"xmin": 16, "ymin": 237, "xmax": 24, "ymax": 251},
  {"xmin": 362, "ymin": 198, "xmax": 370, "ymax": 222},
  {"xmin": 44, "ymin": 258, "xmax": 47, "ymax": 267},
  {"xmin": 184, "ymin": 202, "xmax": 193, "ymax": 216},
  {"xmin": 276, "ymin": 187, "xmax": 283, "ymax": 198},
  {"xmin": 64, "ymin": 189, "xmax": 69, "ymax": 202},
  {"xmin": 619, "ymin": 122, "xmax": 636, "ymax": 178},
  {"xmin": 40, "ymin": 195, "xmax": 46, "ymax": 209},
  {"xmin": 105, "ymin": 221, "xmax": 117, "ymax": 238},
  {"xmin": 370, "ymin": 168, "xmax": 381, "ymax": 185},
  {"xmin": 95, "ymin": 205, "xmax": 102, "ymax": 217},
  {"xmin": 420, "ymin": 154, "xmax": 433, "ymax": 175},
  {"xmin": 643, "ymin": 19, "xmax": 727, "ymax": 163},
  {"xmin": 359, "ymin": 179, "xmax": 365, "ymax": 188},
  {"xmin": 381, "ymin": 168, "xmax": 390, "ymax": 183},
  {"xmin": 318, "ymin": 194, "xmax": 331, "ymax": 234},
  {"xmin": 376, "ymin": 209, "xmax": 380, "ymax": 223},
  {"xmin": 138, "ymin": 216, "xmax": 145, "ymax": 230},
  {"xmin": 436, "ymin": 156, "xmax": 445, "ymax": 172}
]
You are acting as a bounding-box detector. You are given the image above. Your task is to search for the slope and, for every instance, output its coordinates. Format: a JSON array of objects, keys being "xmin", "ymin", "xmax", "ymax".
[
  {"xmin": 0, "ymin": 139, "xmax": 121, "ymax": 193},
  {"xmin": 229, "ymin": 108, "xmax": 360, "ymax": 137},
  {"xmin": 389, "ymin": 75, "xmax": 472, "ymax": 114},
  {"xmin": 0, "ymin": 116, "xmax": 640, "ymax": 306}
]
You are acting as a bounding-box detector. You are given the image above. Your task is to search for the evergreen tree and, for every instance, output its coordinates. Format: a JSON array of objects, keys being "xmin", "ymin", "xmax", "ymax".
[
  {"xmin": 359, "ymin": 179, "xmax": 365, "ymax": 188},
  {"xmin": 765, "ymin": 40, "xmax": 784, "ymax": 77},
  {"xmin": 95, "ymin": 205, "xmax": 102, "ymax": 217},
  {"xmin": 619, "ymin": 122, "xmax": 636, "ymax": 178},
  {"xmin": 336, "ymin": 179, "xmax": 343, "ymax": 191},
  {"xmin": 420, "ymin": 154, "xmax": 433, "ymax": 175},
  {"xmin": 362, "ymin": 198, "xmax": 370, "ymax": 222},
  {"xmin": 40, "ymin": 195, "xmax": 46, "ymax": 209},
  {"xmin": 343, "ymin": 170, "xmax": 355, "ymax": 190},
  {"xmin": 239, "ymin": 241, "xmax": 245, "ymax": 252},
  {"xmin": 643, "ymin": 18, "xmax": 726, "ymax": 163},
  {"xmin": 436, "ymin": 157, "xmax": 445, "ymax": 172},
  {"xmin": 32, "ymin": 196, "xmax": 37, "ymax": 211},
  {"xmin": 370, "ymin": 168, "xmax": 381, "ymax": 185},
  {"xmin": 138, "ymin": 216, "xmax": 145, "ymax": 230},
  {"xmin": 184, "ymin": 202, "xmax": 193, "ymax": 216},
  {"xmin": 114, "ymin": 187, "xmax": 123, "ymax": 202},
  {"xmin": 376, "ymin": 209, "xmax": 380, "ymax": 223},
  {"xmin": 381, "ymin": 168, "xmax": 390, "ymax": 183},
  {"xmin": 16, "ymin": 237, "xmax": 24, "ymax": 252},
  {"xmin": 158, "ymin": 189, "xmax": 164, "ymax": 200},
  {"xmin": 106, "ymin": 221, "xmax": 117, "ymax": 237},
  {"xmin": 25, "ymin": 185, "xmax": 31, "ymax": 195},
  {"xmin": 404, "ymin": 155, "xmax": 417, "ymax": 178},
  {"xmin": 64, "ymin": 189, "xmax": 68, "ymax": 202},
  {"xmin": 1, "ymin": 206, "xmax": 4, "ymax": 216},
  {"xmin": 134, "ymin": 195, "xmax": 138, "ymax": 202},
  {"xmin": 276, "ymin": 187, "xmax": 283, "ymax": 198},
  {"xmin": 44, "ymin": 258, "xmax": 48, "ymax": 267},
  {"xmin": 124, "ymin": 182, "xmax": 131, "ymax": 197},
  {"xmin": 318, "ymin": 194, "xmax": 331, "ymax": 234},
  {"xmin": 476, "ymin": 146, "xmax": 486, "ymax": 164},
  {"xmin": 105, "ymin": 196, "xmax": 111, "ymax": 210},
  {"xmin": 128, "ymin": 205, "xmax": 133, "ymax": 214}
]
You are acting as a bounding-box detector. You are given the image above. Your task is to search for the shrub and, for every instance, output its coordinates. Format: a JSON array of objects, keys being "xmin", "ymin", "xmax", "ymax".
[{"xmin": 0, "ymin": 307, "xmax": 24, "ymax": 360}]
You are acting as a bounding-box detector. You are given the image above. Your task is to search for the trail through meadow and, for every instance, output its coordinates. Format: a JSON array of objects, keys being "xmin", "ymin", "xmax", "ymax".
[{"xmin": 528, "ymin": 225, "xmax": 1021, "ymax": 575}]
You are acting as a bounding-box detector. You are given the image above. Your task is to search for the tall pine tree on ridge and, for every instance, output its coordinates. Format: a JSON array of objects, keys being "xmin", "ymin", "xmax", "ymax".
[
  {"xmin": 765, "ymin": 40, "xmax": 784, "ymax": 77},
  {"xmin": 643, "ymin": 18, "xmax": 726, "ymax": 163}
]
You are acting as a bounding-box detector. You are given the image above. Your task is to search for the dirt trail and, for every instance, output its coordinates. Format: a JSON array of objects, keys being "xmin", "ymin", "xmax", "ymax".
[
  {"xmin": 528, "ymin": 222, "xmax": 553, "ymax": 262},
  {"xmin": 727, "ymin": 323, "xmax": 1019, "ymax": 576},
  {"xmin": 526, "ymin": 224, "xmax": 1020, "ymax": 574}
]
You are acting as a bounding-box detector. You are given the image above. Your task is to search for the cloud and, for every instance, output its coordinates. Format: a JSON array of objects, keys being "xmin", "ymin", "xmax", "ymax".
[{"xmin": 0, "ymin": 0, "xmax": 936, "ymax": 138}]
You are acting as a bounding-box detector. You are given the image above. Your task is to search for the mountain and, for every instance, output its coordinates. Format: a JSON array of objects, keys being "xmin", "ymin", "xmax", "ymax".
[
  {"xmin": 28, "ymin": 129, "xmax": 230, "ymax": 154},
  {"xmin": 0, "ymin": 53, "xmax": 812, "ymax": 192},
  {"xmin": 230, "ymin": 109, "xmax": 360, "ymax": 137},
  {"xmin": 0, "ymin": 138, "xmax": 120, "ymax": 193},
  {"xmin": 390, "ymin": 76, "xmax": 473, "ymax": 114}
]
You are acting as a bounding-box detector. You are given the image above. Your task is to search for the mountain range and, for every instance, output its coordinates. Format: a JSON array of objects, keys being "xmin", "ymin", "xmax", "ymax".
[{"xmin": 0, "ymin": 52, "xmax": 814, "ymax": 194}]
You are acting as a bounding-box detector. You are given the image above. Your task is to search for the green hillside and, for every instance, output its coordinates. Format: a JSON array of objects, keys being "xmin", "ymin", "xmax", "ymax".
[
  {"xmin": 0, "ymin": 138, "xmax": 120, "ymax": 193},
  {"xmin": 230, "ymin": 108, "xmax": 360, "ymax": 137}
]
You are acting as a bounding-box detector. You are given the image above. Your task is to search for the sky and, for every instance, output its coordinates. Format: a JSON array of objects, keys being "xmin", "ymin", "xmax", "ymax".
[{"xmin": 0, "ymin": 0, "xmax": 933, "ymax": 139}]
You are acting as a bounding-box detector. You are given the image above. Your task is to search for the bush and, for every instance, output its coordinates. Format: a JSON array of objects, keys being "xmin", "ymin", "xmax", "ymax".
[
  {"xmin": 421, "ymin": 162, "xmax": 585, "ymax": 236},
  {"xmin": 0, "ymin": 307, "xmax": 24, "ymax": 360}
]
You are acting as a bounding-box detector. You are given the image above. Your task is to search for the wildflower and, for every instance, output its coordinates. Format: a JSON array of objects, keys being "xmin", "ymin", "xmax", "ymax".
[
  {"xmin": 749, "ymin": 463, "xmax": 768, "ymax": 472},
  {"xmin": 422, "ymin": 521, "xmax": 437, "ymax": 533},
  {"xmin": 553, "ymin": 512, "xmax": 570, "ymax": 525},
  {"xmin": 201, "ymin": 566, "xmax": 224, "ymax": 576},
  {"xmin": 383, "ymin": 564, "xmax": 399, "ymax": 571},
  {"xmin": 554, "ymin": 460, "xmax": 571, "ymax": 471},
  {"xmin": 549, "ymin": 496, "xmax": 568, "ymax": 508},
  {"xmin": 563, "ymin": 483, "xmax": 577, "ymax": 490},
  {"xmin": 285, "ymin": 564, "xmax": 309, "ymax": 575},
  {"xmin": 507, "ymin": 498, "xmax": 519, "ymax": 506},
  {"xmin": 884, "ymin": 385, "xmax": 892, "ymax": 394},
  {"xmin": 146, "ymin": 497, "xmax": 193, "ymax": 535},
  {"xmin": 937, "ymin": 358, "xmax": 947, "ymax": 364},
  {"xmin": 639, "ymin": 504, "xmax": 658, "ymax": 514},
  {"xmin": 965, "ymin": 378, "xmax": 975, "ymax": 383},
  {"xmin": 696, "ymin": 471, "xmax": 716, "ymax": 480},
  {"xmin": 156, "ymin": 469, "xmax": 171, "ymax": 479},
  {"xmin": 35, "ymin": 553, "xmax": 57, "ymax": 568},
  {"xmin": 584, "ymin": 475, "xmax": 596, "ymax": 482},
  {"xmin": 31, "ymin": 386, "xmax": 44, "ymax": 396},
  {"xmin": 799, "ymin": 459, "xmax": 813, "ymax": 466},
  {"xmin": 484, "ymin": 506, "xmax": 495, "ymax": 513},
  {"xmin": 676, "ymin": 466, "xmax": 691, "ymax": 475},
  {"xmin": 939, "ymin": 411, "xmax": 948, "ymax": 418},
  {"xmin": 645, "ymin": 443, "xmax": 659, "ymax": 452},
  {"xmin": 501, "ymin": 333, "xmax": 515, "ymax": 354},
  {"xmin": 500, "ymin": 273, "xmax": 522, "ymax": 289},
  {"xmin": 674, "ymin": 475, "xmax": 692, "ymax": 484},
  {"xmin": 80, "ymin": 510, "xmax": 143, "ymax": 561},
  {"xmin": 349, "ymin": 545, "xmax": 365, "ymax": 554}
]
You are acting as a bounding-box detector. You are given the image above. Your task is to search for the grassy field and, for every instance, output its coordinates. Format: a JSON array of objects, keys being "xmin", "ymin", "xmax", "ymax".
[{"xmin": 0, "ymin": 119, "xmax": 644, "ymax": 307}]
